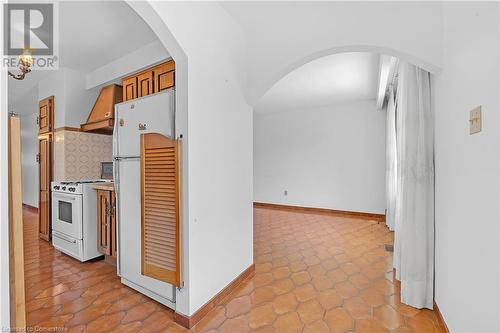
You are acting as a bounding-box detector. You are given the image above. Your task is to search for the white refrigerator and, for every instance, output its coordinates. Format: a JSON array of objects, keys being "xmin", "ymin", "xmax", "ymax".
[{"xmin": 113, "ymin": 90, "xmax": 176, "ymax": 309}]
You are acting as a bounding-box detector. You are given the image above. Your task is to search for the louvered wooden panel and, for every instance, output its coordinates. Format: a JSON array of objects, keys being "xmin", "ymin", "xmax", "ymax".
[{"xmin": 141, "ymin": 133, "xmax": 181, "ymax": 287}]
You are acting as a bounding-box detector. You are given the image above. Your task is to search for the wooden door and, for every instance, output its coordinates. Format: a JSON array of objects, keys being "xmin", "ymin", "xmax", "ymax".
[
  {"xmin": 122, "ymin": 77, "xmax": 137, "ymax": 102},
  {"xmin": 153, "ymin": 61, "xmax": 175, "ymax": 93},
  {"xmin": 141, "ymin": 133, "xmax": 181, "ymax": 287},
  {"xmin": 137, "ymin": 71, "xmax": 154, "ymax": 98},
  {"xmin": 97, "ymin": 190, "xmax": 111, "ymax": 256},
  {"xmin": 110, "ymin": 191, "xmax": 117, "ymax": 258},
  {"xmin": 38, "ymin": 96, "xmax": 53, "ymax": 134},
  {"xmin": 38, "ymin": 136, "xmax": 51, "ymax": 241}
]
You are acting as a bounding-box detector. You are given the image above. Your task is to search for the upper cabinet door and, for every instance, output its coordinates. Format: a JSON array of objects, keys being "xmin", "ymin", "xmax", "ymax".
[
  {"xmin": 123, "ymin": 77, "xmax": 137, "ymax": 102},
  {"xmin": 38, "ymin": 96, "xmax": 54, "ymax": 134},
  {"xmin": 137, "ymin": 71, "xmax": 154, "ymax": 98},
  {"xmin": 153, "ymin": 61, "xmax": 175, "ymax": 93}
]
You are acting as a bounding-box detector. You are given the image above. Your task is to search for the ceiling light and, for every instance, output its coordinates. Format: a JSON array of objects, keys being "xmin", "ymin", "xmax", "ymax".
[{"xmin": 8, "ymin": 49, "xmax": 34, "ymax": 80}]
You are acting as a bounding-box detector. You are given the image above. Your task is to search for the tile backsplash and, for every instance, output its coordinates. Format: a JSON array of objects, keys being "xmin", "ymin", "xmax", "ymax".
[{"xmin": 54, "ymin": 130, "xmax": 112, "ymax": 181}]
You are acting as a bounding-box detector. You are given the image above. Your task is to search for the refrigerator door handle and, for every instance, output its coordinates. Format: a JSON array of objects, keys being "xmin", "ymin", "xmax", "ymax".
[{"xmin": 114, "ymin": 156, "xmax": 140, "ymax": 160}]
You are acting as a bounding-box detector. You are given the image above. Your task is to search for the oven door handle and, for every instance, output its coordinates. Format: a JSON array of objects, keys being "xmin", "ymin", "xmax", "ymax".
[
  {"xmin": 53, "ymin": 193, "xmax": 77, "ymax": 201},
  {"xmin": 55, "ymin": 233, "xmax": 77, "ymax": 244}
]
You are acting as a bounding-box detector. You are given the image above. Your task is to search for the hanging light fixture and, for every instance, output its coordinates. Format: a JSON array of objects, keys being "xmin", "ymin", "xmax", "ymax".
[{"xmin": 8, "ymin": 49, "xmax": 34, "ymax": 80}]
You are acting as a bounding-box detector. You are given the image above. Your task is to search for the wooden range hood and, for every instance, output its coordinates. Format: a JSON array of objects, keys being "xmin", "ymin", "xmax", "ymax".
[{"xmin": 81, "ymin": 84, "xmax": 123, "ymax": 134}]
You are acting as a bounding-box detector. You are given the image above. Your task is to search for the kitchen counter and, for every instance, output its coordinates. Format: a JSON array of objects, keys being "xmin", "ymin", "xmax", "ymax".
[{"xmin": 91, "ymin": 183, "xmax": 114, "ymax": 191}]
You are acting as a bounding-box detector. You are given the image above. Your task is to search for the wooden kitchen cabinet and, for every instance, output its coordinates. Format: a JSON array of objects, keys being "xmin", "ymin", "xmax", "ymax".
[
  {"xmin": 122, "ymin": 60, "xmax": 175, "ymax": 102},
  {"xmin": 97, "ymin": 189, "xmax": 117, "ymax": 258},
  {"xmin": 137, "ymin": 71, "xmax": 154, "ymax": 98},
  {"xmin": 153, "ymin": 61, "xmax": 175, "ymax": 93},
  {"xmin": 122, "ymin": 76, "xmax": 137, "ymax": 102}
]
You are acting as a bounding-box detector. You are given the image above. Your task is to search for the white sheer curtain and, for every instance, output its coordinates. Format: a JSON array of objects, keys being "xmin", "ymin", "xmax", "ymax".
[
  {"xmin": 385, "ymin": 89, "xmax": 397, "ymax": 231},
  {"xmin": 392, "ymin": 61, "xmax": 434, "ymax": 309}
]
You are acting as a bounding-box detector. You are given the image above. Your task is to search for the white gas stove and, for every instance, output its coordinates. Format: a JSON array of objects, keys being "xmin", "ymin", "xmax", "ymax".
[{"xmin": 51, "ymin": 180, "xmax": 112, "ymax": 261}]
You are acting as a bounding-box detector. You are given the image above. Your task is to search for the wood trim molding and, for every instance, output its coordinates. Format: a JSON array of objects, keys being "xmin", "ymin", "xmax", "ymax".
[
  {"xmin": 9, "ymin": 116, "xmax": 26, "ymax": 329},
  {"xmin": 22, "ymin": 204, "xmax": 38, "ymax": 214},
  {"xmin": 123, "ymin": 59, "xmax": 175, "ymax": 81},
  {"xmin": 253, "ymin": 202, "xmax": 386, "ymax": 222},
  {"xmin": 54, "ymin": 126, "xmax": 81, "ymax": 132},
  {"xmin": 174, "ymin": 264, "xmax": 255, "ymax": 329},
  {"xmin": 434, "ymin": 301, "xmax": 450, "ymax": 333}
]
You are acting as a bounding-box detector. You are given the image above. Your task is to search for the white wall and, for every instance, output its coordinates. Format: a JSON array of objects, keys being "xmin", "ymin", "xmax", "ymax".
[
  {"xmin": 140, "ymin": 1, "xmax": 253, "ymax": 316},
  {"xmin": 221, "ymin": 1, "xmax": 443, "ymax": 104},
  {"xmin": 38, "ymin": 70, "xmax": 66, "ymax": 128},
  {"xmin": 86, "ymin": 40, "xmax": 170, "ymax": 89},
  {"xmin": 254, "ymin": 100, "xmax": 386, "ymax": 214},
  {"xmin": 16, "ymin": 87, "xmax": 39, "ymax": 208},
  {"xmin": 38, "ymin": 68, "xmax": 99, "ymax": 129},
  {"xmin": 434, "ymin": 2, "xmax": 500, "ymax": 332},
  {"xmin": 64, "ymin": 69, "xmax": 99, "ymax": 127}
]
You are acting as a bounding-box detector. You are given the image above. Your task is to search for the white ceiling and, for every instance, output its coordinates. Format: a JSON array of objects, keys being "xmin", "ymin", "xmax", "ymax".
[
  {"xmin": 59, "ymin": 1, "xmax": 158, "ymax": 71},
  {"xmin": 8, "ymin": 1, "xmax": 159, "ymax": 107},
  {"xmin": 255, "ymin": 52, "xmax": 380, "ymax": 113}
]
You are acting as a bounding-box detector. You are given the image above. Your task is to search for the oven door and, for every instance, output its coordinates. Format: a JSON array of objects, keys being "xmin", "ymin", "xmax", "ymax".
[{"xmin": 52, "ymin": 192, "xmax": 83, "ymax": 239}]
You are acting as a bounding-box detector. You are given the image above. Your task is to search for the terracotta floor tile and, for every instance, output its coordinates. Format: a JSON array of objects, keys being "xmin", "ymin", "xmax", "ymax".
[
  {"xmin": 251, "ymin": 325, "xmax": 275, "ymax": 333},
  {"xmin": 254, "ymin": 272, "xmax": 274, "ymax": 287},
  {"xmin": 291, "ymin": 271, "xmax": 312, "ymax": 285},
  {"xmin": 83, "ymin": 311, "xmax": 125, "ymax": 332},
  {"xmin": 272, "ymin": 266, "xmax": 291, "ymax": 280},
  {"xmin": 296, "ymin": 299, "xmax": 324, "ymax": 324},
  {"xmin": 324, "ymin": 307, "xmax": 354, "ymax": 332},
  {"xmin": 55, "ymin": 296, "xmax": 97, "ymax": 315},
  {"xmin": 373, "ymin": 304, "xmax": 403, "ymax": 329},
  {"xmin": 344, "ymin": 296, "xmax": 371, "ymax": 319},
  {"xmin": 27, "ymin": 305, "xmax": 63, "ymax": 326},
  {"xmin": 349, "ymin": 272, "xmax": 371, "ymax": 289},
  {"xmin": 360, "ymin": 289, "xmax": 385, "ymax": 307},
  {"xmin": 317, "ymin": 289, "xmax": 343, "ymax": 310},
  {"xmin": 65, "ymin": 303, "xmax": 111, "ymax": 327},
  {"xmin": 303, "ymin": 320, "xmax": 330, "ymax": 333},
  {"xmin": 289, "ymin": 260, "xmax": 307, "ymax": 273},
  {"xmin": 106, "ymin": 293, "xmax": 146, "ymax": 314},
  {"xmin": 121, "ymin": 302, "xmax": 159, "ymax": 324},
  {"xmin": 35, "ymin": 313, "xmax": 73, "ymax": 329},
  {"xmin": 225, "ymin": 295, "xmax": 252, "ymax": 318},
  {"xmin": 271, "ymin": 278, "xmax": 294, "ymax": 295},
  {"xmin": 109, "ymin": 321, "xmax": 142, "ymax": 333},
  {"xmin": 273, "ymin": 312, "xmax": 302, "ymax": 333},
  {"xmin": 138, "ymin": 311, "xmax": 174, "ymax": 332},
  {"xmin": 192, "ymin": 305, "xmax": 226, "ymax": 332},
  {"xmin": 355, "ymin": 318, "xmax": 388, "ymax": 333},
  {"xmin": 248, "ymin": 303, "xmax": 276, "ymax": 329},
  {"xmin": 272, "ymin": 292, "xmax": 298, "ymax": 315},
  {"xmin": 217, "ymin": 315, "xmax": 249, "ymax": 333},
  {"xmin": 293, "ymin": 283, "xmax": 317, "ymax": 302},
  {"xmin": 250, "ymin": 286, "xmax": 275, "ymax": 305},
  {"xmin": 22, "ymin": 207, "xmax": 445, "ymax": 333},
  {"xmin": 335, "ymin": 281, "xmax": 359, "ymax": 299}
]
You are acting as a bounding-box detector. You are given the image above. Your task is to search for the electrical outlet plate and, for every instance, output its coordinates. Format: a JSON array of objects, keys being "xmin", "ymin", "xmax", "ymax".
[{"xmin": 470, "ymin": 106, "xmax": 482, "ymax": 134}]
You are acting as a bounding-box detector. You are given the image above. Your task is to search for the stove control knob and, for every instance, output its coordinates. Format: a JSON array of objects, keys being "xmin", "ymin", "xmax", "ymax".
[
  {"xmin": 53, "ymin": 185, "xmax": 60, "ymax": 190},
  {"xmin": 69, "ymin": 188, "xmax": 75, "ymax": 192},
  {"xmin": 61, "ymin": 186, "xmax": 66, "ymax": 191}
]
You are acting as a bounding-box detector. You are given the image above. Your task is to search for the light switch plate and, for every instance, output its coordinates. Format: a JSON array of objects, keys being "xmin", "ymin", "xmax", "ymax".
[{"xmin": 470, "ymin": 106, "xmax": 482, "ymax": 134}]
